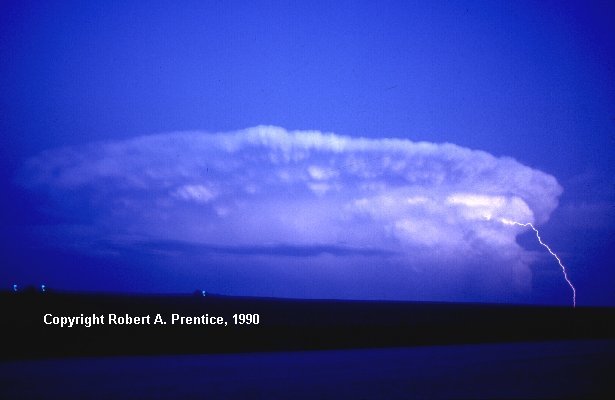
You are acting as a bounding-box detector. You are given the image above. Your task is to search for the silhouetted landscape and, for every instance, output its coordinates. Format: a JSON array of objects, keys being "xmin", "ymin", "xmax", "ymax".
[{"xmin": 3, "ymin": 290, "xmax": 614, "ymax": 359}]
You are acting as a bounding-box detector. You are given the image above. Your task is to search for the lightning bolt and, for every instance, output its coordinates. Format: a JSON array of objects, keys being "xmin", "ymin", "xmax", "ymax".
[{"xmin": 500, "ymin": 218, "xmax": 576, "ymax": 307}]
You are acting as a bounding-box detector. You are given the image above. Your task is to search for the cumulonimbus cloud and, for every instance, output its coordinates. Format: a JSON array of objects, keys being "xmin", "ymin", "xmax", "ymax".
[{"xmin": 20, "ymin": 126, "xmax": 563, "ymax": 300}]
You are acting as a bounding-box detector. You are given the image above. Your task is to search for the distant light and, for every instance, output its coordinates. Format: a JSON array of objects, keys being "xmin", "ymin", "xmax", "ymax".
[
  {"xmin": 201, "ymin": 290, "xmax": 207, "ymax": 297},
  {"xmin": 13, "ymin": 284, "xmax": 18, "ymax": 292},
  {"xmin": 41, "ymin": 284, "xmax": 46, "ymax": 293}
]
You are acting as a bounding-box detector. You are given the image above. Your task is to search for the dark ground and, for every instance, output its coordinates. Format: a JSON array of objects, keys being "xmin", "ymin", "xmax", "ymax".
[{"xmin": 2, "ymin": 291, "xmax": 614, "ymax": 359}]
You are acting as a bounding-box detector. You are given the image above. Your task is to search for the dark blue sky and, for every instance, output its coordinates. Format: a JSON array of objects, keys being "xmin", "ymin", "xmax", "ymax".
[{"xmin": 1, "ymin": 1, "xmax": 613, "ymax": 305}]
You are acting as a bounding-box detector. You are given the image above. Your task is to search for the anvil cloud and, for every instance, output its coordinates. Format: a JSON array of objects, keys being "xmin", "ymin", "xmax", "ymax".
[{"xmin": 20, "ymin": 126, "xmax": 563, "ymax": 301}]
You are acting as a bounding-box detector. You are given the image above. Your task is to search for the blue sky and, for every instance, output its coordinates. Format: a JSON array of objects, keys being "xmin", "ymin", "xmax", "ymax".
[{"xmin": 1, "ymin": 0, "xmax": 613, "ymax": 305}]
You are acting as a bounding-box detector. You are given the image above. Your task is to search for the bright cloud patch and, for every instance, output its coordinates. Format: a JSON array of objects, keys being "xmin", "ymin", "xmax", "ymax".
[
  {"xmin": 20, "ymin": 126, "xmax": 563, "ymax": 301},
  {"xmin": 173, "ymin": 184, "xmax": 216, "ymax": 204}
]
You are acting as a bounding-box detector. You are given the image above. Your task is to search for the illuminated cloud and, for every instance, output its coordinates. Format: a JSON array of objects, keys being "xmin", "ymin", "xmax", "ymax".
[{"xmin": 20, "ymin": 126, "xmax": 563, "ymax": 301}]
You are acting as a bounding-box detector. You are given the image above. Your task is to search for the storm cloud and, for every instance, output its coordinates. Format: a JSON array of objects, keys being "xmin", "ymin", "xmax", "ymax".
[{"xmin": 20, "ymin": 126, "xmax": 563, "ymax": 300}]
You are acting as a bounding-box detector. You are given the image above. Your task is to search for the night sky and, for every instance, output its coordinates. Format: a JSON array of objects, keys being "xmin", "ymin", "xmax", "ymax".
[{"xmin": 1, "ymin": 0, "xmax": 613, "ymax": 306}]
